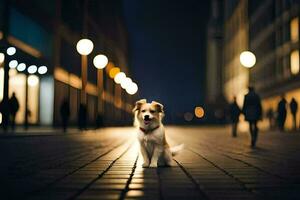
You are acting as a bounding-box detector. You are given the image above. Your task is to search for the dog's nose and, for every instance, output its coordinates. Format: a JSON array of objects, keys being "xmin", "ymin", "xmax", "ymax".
[{"xmin": 144, "ymin": 115, "xmax": 150, "ymax": 120}]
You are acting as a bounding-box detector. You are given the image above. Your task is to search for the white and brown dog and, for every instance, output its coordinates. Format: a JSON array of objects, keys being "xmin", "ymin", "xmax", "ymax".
[{"xmin": 133, "ymin": 99, "xmax": 183, "ymax": 168}]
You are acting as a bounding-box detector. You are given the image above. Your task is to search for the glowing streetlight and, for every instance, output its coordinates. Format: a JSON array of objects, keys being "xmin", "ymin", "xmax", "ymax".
[
  {"xmin": 9, "ymin": 60, "xmax": 18, "ymax": 68},
  {"xmin": 194, "ymin": 106, "xmax": 205, "ymax": 118},
  {"xmin": 240, "ymin": 51, "xmax": 256, "ymax": 68},
  {"xmin": 17, "ymin": 63, "xmax": 26, "ymax": 72},
  {"xmin": 38, "ymin": 66, "xmax": 47, "ymax": 74},
  {"xmin": 114, "ymin": 72, "xmax": 126, "ymax": 84},
  {"xmin": 28, "ymin": 65, "xmax": 37, "ymax": 74},
  {"xmin": 76, "ymin": 39, "xmax": 94, "ymax": 55},
  {"xmin": 7, "ymin": 47, "xmax": 16, "ymax": 56},
  {"xmin": 121, "ymin": 77, "xmax": 132, "ymax": 89},
  {"xmin": 93, "ymin": 54, "xmax": 108, "ymax": 69},
  {"xmin": 126, "ymin": 82, "xmax": 138, "ymax": 95},
  {"xmin": 109, "ymin": 67, "xmax": 120, "ymax": 79}
]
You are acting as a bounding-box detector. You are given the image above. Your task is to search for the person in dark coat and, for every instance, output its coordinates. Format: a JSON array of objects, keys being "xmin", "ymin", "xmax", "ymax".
[
  {"xmin": 60, "ymin": 98, "xmax": 70, "ymax": 132},
  {"xmin": 290, "ymin": 98, "xmax": 298, "ymax": 130},
  {"xmin": 8, "ymin": 92, "xmax": 19, "ymax": 131},
  {"xmin": 242, "ymin": 87, "xmax": 262, "ymax": 147},
  {"xmin": 229, "ymin": 97, "xmax": 241, "ymax": 137},
  {"xmin": 277, "ymin": 96, "xmax": 287, "ymax": 132},
  {"xmin": 78, "ymin": 103, "xmax": 87, "ymax": 130}
]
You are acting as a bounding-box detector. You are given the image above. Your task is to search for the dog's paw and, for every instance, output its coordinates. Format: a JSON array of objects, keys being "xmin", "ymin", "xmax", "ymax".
[
  {"xmin": 149, "ymin": 163, "xmax": 157, "ymax": 168},
  {"xmin": 142, "ymin": 163, "xmax": 149, "ymax": 168}
]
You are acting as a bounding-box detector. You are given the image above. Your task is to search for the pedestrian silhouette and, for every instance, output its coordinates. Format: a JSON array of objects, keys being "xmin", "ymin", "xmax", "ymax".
[
  {"xmin": 0, "ymin": 99, "xmax": 9, "ymax": 131},
  {"xmin": 229, "ymin": 96, "xmax": 241, "ymax": 137},
  {"xmin": 78, "ymin": 103, "xmax": 87, "ymax": 130},
  {"xmin": 242, "ymin": 86, "xmax": 262, "ymax": 148},
  {"xmin": 8, "ymin": 92, "xmax": 19, "ymax": 131},
  {"xmin": 290, "ymin": 97, "xmax": 298, "ymax": 131},
  {"xmin": 277, "ymin": 96, "xmax": 287, "ymax": 132},
  {"xmin": 266, "ymin": 108, "xmax": 275, "ymax": 130},
  {"xmin": 60, "ymin": 98, "xmax": 70, "ymax": 132}
]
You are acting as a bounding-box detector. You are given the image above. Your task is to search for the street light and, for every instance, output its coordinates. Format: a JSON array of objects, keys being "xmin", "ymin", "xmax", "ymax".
[
  {"xmin": 93, "ymin": 54, "xmax": 108, "ymax": 125},
  {"xmin": 76, "ymin": 39, "xmax": 94, "ymax": 55},
  {"xmin": 126, "ymin": 82, "xmax": 138, "ymax": 95},
  {"xmin": 93, "ymin": 54, "xmax": 108, "ymax": 69},
  {"xmin": 76, "ymin": 38, "xmax": 94, "ymax": 104},
  {"xmin": 114, "ymin": 72, "xmax": 126, "ymax": 84},
  {"xmin": 240, "ymin": 51, "xmax": 256, "ymax": 68}
]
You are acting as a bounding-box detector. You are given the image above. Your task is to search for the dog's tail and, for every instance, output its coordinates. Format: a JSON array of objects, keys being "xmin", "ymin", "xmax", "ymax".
[{"xmin": 170, "ymin": 144, "xmax": 184, "ymax": 156}]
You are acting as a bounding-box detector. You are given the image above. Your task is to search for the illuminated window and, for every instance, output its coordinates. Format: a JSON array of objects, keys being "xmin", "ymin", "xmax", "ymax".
[
  {"xmin": 290, "ymin": 17, "xmax": 299, "ymax": 42},
  {"xmin": 291, "ymin": 50, "xmax": 300, "ymax": 75}
]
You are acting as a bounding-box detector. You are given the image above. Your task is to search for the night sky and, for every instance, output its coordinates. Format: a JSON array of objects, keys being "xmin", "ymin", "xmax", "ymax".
[{"xmin": 122, "ymin": 0, "xmax": 210, "ymax": 122}]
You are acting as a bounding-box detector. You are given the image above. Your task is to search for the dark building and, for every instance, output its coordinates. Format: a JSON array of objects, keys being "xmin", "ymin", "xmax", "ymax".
[
  {"xmin": 0, "ymin": 0, "xmax": 136, "ymax": 127},
  {"xmin": 220, "ymin": 0, "xmax": 300, "ymax": 130}
]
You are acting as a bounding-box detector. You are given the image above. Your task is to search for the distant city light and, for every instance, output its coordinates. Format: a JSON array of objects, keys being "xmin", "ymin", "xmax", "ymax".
[
  {"xmin": 38, "ymin": 66, "xmax": 48, "ymax": 74},
  {"xmin": 114, "ymin": 72, "xmax": 126, "ymax": 84},
  {"xmin": 17, "ymin": 63, "xmax": 26, "ymax": 72},
  {"xmin": 6, "ymin": 47, "xmax": 16, "ymax": 56},
  {"xmin": 28, "ymin": 65, "xmax": 37, "ymax": 74},
  {"xmin": 126, "ymin": 82, "xmax": 138, "ymax": 95},
  {"xmin": 194, "ymin": 106, "xmax": 205, "ymax": 118},
  {"xmin": 109, "ymin": 67, "xmax": 120, "ymax": 79},
  {"xmin": 184, "ymin": 112, "xmax": 193, "ymax": 122},
  {"xmin": 0, "ymin": 53, "xmax": 5, "ymax": 63},
  {"xmin": 240, "ymin": 51, "xmax": 256, "ymax": 68},
  {"xmin": 93, "ymin": 54, "xmax": 108, "ymax": 69},
  {"xmin": 28, "ymin": 75, "xmax": 39, "ymax": 86},
  {"xmin": 9, "ymin": 60, "xmax": 18, "ymax": 68},
  {"xmin": 121, "ymin": 77, "xmax": 132, "ymax": 89},
  {"xmin": 76, "ymin": 39, "xmax": 94, "ymax": 55}
]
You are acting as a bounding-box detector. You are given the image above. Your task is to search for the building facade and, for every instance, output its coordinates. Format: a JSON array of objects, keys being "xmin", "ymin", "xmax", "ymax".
[
  {"xmin": 221, "ymin": 0, "xmax": 300, "ymax": 130},
  {"xmin": 0, "ymin": 0, "xmax": 136, "ymax": 128},
  {"xmin": 249, "ymin": 0, "xmax": 300, "ymax": 130}
]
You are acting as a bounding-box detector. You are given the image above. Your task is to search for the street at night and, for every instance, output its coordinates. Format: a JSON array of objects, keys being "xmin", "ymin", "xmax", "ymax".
[{"xmin": 1, "ymin": 126, "xmax": 300, "ymax": 199}]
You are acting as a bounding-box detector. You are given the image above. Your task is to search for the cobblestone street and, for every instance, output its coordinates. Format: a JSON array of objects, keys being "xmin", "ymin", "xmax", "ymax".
[{"xmin": 1, "ymin": 126, "xmax": 300, "ymax": 200}]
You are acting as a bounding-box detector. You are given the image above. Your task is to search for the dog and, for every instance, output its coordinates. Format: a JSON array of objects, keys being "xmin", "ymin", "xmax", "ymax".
[{"xmin": 133, "ymin": 99, "xmax": 183, "ymax": 168}]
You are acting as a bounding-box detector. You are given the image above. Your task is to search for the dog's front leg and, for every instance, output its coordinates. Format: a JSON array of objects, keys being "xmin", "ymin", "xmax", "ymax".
[
  {"xmin": 149, "ymin": 146, "xmax": 163, "ymax": 168},
  {"xmin": 140, "ymin": 143, "xmax": 150, "ymax": 167}
]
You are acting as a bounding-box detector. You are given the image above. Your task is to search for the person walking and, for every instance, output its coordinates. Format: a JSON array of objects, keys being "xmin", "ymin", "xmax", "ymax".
[
  {"xmin": 266, "ymin": 108, "xmax": 275, "ymax": 130},
  {"xmin": 229, "ymin": 97, "xmax": 241, "ymax": 137},
  {"xmin": 60, "ymin": 98, "xmax": 70, "ymax": 132},
  {"xmin": 78, "ymin": 103, "xmax": 87, "ymax": 130},
  {"xmin": 242, "ymin": 86, "xmax": 262, "ymax": 148},
  {"xmin": 277, "ymin": 96, "xmax": 287, "ymax": 132},
  {"xmin": 8, "ymin": 92, "xmax": 19, "ymax": 131},
  {"xmin": 290, "ymin": 97, "xmax": 298, "ymax": 131}
]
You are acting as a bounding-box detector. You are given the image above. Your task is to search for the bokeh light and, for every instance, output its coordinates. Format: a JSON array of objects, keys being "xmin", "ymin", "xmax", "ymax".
[
  {"xmin": 76, "ymin": 39, "xmax": 94, "ymax": 55},
  {"xmin": 194, "ymin": 106, "xmax": 205, "ymax": 118},
  {"xmin": 17, "ymin": 63, "xmax": 26, "ymax": 72},
  {"xmin": 28, "ymin": 65, "xmax": 37, "ymax": 74},
  {"xmin": 240, "ymin": 51, "xmax": 256, "ymax": 68},
  {"xmin": 7, "ymin": 47, "xmax": 16, "ymax": 56},
  {"xmin": 126, "ymin": 82, "xmax": 138, "ymax": 95},
  {"xmin": 93, "ymin": 54, "xmax": 108, "ymax": 69},
  {"xmin": 114, "ymin": 72, "xmax": 126, "ymax": 84},
  {"xmin": 38, "ymin": 66, "xmax": 48, "ymax": 74},
  {"xmin": 109, "ymin": 67, "xmax": 120, "ymax": 79},
  {"xmin": 184, "ymin": 112, "xmax": 193, "ymax": 121},
  {"xmin": 9, "ymin": 60, "xmax": 18, "ymax": 68},
  {"xmin": 121, "ymin": 77, "xmax": 132, "ymax": 89}
]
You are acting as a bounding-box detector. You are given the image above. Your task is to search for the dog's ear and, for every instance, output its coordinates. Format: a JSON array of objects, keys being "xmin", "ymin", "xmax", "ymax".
[
  {"xmin": 132, "ymin": 99, "xmax": 147, "ymax": 113},
  {"xmin": 152, "ymin": 101, "xmax": 164, "ymax": 113}
]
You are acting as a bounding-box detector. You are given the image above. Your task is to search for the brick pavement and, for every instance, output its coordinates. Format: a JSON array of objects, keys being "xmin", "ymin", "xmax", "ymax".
[{"xmin": 0, "ymin": 126, "xmax": 300, "ymax": 200}]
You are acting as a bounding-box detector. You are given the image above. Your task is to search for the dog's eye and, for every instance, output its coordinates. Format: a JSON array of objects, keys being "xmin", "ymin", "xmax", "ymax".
[
  {"xmin": 150, "ymin": 110, "xmax": 155, "ymax": 113},
  {"xmin": 141, "ymin": 110, "xmax": 146, "ymax": 113}
]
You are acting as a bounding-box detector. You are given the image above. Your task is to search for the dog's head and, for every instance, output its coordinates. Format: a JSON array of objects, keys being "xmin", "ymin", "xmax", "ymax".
[{"xmin": 133, "ymin": 99, "xmax": 164, "ymax": 128}]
